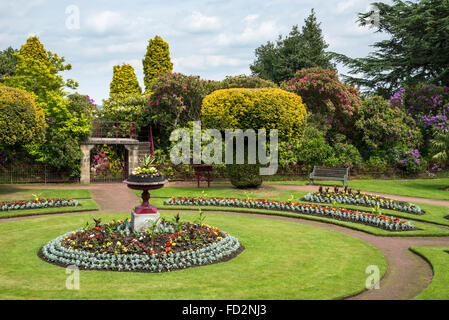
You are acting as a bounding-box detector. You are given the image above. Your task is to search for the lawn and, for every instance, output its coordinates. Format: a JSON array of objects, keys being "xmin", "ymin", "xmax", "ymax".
[
  {"xmin": 409, "ymin": 246, "xmax": 449, "ymax": 300},
  {"xmin": 0, "ymin": 211, "xmax": 386, "ymax": 300}
]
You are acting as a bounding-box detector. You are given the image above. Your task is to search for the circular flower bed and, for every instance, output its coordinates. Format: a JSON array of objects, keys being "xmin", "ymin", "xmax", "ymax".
[
  {"xmin": 165, "ymin": 197, "xmax": 417, "ymax": 232},
  {"xmin": 39, "ymin": 218, "xmax": 243, "ymax": 273}
]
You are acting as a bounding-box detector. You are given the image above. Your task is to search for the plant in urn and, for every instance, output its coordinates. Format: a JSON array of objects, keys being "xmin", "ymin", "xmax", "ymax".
[{"xmin": 123, "ymin": 155, "xmax": 167, "ymax": 232}]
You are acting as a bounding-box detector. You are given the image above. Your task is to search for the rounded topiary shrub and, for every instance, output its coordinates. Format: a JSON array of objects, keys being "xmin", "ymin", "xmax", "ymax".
[
  {"xmin": 0, "ymin": 84, "xmax": 45, "ymax": 148},
  {"xmin": 202, "ymin": 88, "xmax": 307, "ymax": 188},
  {"xmin": 202, "ymin": 88, "xmax": 307, "ymax": 143}
]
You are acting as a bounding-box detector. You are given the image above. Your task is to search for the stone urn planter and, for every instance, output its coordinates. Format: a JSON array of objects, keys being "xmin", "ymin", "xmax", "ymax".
[{"xmin": 123, "ymin": 178, "xmax": 168, "ymax": 232}]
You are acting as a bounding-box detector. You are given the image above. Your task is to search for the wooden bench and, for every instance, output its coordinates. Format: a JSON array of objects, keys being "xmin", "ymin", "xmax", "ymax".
[
  {"xmin": 192, "ymin": 164, "xmax": 212, "ymax": 188},
  {"xmin": 308, "ymin": 166, "xmax": 349, "ymax": 186}
]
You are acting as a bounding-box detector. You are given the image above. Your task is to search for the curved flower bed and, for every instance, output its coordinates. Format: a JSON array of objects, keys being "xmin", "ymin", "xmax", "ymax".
[
  {"xmin": 164, "ymin": 197, "xmax": 416, "ymax": 232},
  {"xmin": 1, "ymin": 198, "xmax": 80, "ymax": 212},
  {"xmin": 301, "ymin": 190, "xmax": 424, "ymax": 215},
  {"xmin": 39, "ymin": 218, "xmax": 242, "ymax": 273}
]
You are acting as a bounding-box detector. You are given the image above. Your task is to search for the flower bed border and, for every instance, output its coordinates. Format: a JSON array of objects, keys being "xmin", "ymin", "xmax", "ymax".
[
  {"xmin": 39, "ymin": 224, "xmax": 243, "ymax": 273},
  {"xmin": 164, "ymin": 197, "xmax": 417, "ymax": 232},
  {"xmin": 1, "ymin": 198, "xmax": 80, "ymax": 212},
  {"xmin": 301, "ymin": 191, "xmax": 425, "ymax": 215}
]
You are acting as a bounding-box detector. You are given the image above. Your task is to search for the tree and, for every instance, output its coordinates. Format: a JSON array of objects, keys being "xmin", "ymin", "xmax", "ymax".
[
  {"xmin": 250, "ymin": 9, "xmax": 334, "ymax": 84},
  {"xmin": 109, "ymin": 63, "xmax": 142, "ymax": 98},
  {"xmin": 4, "ymin": 36, "xmax": 90, "ymax": 175},
  {"xmin": 142, "ymin": 36, "xmax": 173, "ymax": 91},
  {"xmin": 0, "ymin": 47, "xmax": 18, "ymax": 83},
  {"xmin": 0, "ymin": 84, "xmax": 46, "ymax": 148},
  {"xmin": 332, "ymin": 0, "xmax": 449, "ymax": 98}
]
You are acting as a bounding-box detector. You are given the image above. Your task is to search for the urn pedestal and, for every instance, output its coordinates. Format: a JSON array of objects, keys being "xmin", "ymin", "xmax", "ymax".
[{"xmin": 123, "ymin": 179, "xmax": 168, "ymax": 232}]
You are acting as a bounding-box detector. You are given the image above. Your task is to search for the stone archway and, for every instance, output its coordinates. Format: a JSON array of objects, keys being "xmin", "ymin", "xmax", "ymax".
[{"xmin": 80, "ymin": 138, "xmax": 140, "ymax": 184}]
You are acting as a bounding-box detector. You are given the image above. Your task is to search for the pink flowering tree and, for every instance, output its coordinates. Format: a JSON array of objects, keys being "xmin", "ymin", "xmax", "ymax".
[
  {"xmin": 280, "ymin": 67, "xmax": 362, "ymax": 140},
  {"xmin": 146, "ymin": 72, "xmax": 219, "ymax": 131}
]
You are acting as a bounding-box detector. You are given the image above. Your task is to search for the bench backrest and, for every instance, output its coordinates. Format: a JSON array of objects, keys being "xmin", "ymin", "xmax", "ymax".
[{"xmin": 313, "ymin": 166, "xmax": 348, "ymax": 177}]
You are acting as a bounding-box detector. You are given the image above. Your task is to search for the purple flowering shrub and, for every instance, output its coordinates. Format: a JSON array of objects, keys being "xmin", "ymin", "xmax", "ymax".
[
  {"xmin": 389, "ymin": 148, "xmax": 424, "ymax": 176},
  {"xmin": 403, "ymin": 84, "xmax": 449, "ymax": 117}
]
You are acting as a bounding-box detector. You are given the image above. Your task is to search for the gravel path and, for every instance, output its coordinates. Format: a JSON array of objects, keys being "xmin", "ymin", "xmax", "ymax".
[{"xmin": 2, "ymin": 182, "xmax": 449, "ymax": 300}]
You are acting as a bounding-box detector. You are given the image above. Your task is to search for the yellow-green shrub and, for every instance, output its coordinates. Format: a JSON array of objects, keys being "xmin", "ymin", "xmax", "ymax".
[
  {"xmin": 201, "ymin": 88, "xmax": 307, "ymax": 143},
  {"xmin": 0, "ymin": 84, "xmax": 46, "ymax": 147}
]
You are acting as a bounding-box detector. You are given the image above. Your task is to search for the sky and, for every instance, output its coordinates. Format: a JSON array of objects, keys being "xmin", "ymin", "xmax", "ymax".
[{"xmin": 0, "ymin": 0, "xmax": 389, "ymax": 105}]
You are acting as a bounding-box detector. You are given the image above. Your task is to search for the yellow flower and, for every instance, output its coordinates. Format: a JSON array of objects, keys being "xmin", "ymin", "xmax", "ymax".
[
  {"xmin": 89, "ymin": 244, "xmax": 93, "ymax": 248},
  {"xmin": 123, "ymin": 248, "xmax": 128, "ymax": 252},
  {"xmin": 116, "ymin": 241, "xmax": 122, "ymax": 247},
  {"xmin": 72, "ymin": 241, "xmax": 76, "ymax": 245},
  {"xmin": 172, "ymin": 243, "xmax": 176, "ymax": 246}
]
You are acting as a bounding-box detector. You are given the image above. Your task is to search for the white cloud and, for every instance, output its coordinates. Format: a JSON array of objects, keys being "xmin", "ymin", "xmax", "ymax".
[
  {"xmin": 173, "ymin": 55, "xmax": 247, "ymax": 70},
  {"xmin": 216, "ymin": 19, "xmax": 281, "ymax": 47},
  {"xmin": 184, "ymin": 11, "xmax": 221, "ymax": 32},
  {"xmin": 86, "ymin": 11, "xmax": 128, "ymax": 34}
]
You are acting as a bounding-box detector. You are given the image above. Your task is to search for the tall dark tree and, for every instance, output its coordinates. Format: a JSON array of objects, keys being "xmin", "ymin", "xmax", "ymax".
[
  {"xmin": 0, "ymin": 47, "xmax": 18, "ymax": 83},
  {"xmin": 332, "ymin": 0, "xmax": 449, "ymax": 98},
  {"xmin": 250, "ymin": 9, "xmax": 334, "ymax": 84}
]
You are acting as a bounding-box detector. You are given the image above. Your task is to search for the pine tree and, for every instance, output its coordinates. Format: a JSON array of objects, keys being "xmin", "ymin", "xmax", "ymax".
[
  {"xmin": 250, "ymin": 9, "xmax": 334, "ymax": 84},
  {"xmin": 109, "ymin": 63, "xmax": 142, "ymax": 98},
  {"xmin": 331, "ymin": 0, "xmax": 449, "ymax": 98},
  {"xmin": 301, "ymin": 9, "xmax": 334, "ymax": 69},
  {"xmin": 142, "ymin": 35, "xmax": 173, "ymax": 91}
]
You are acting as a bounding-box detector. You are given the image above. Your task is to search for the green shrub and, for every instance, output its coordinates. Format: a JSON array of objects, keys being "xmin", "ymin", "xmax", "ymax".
[
  {"xmin": 221, "ymin": 75, "xmax": 277, "ymax": 89},
  {"xmin": 109, "ymin": 63, "xmax": 141, "ymax": 98},
  {"xmin": 202, "ymin": 88, "xmax": 307, "ymax": 188},
  {"xmin": 143, "ymin": 36, "xmax": 173, "ymax": 91},
  {"xmin": 99, "ymin": 93, "xmax": 150, "ymax": 129},
  {"xmin": 297, "ymin": 137, "xmax": 334, "ymax": 165},
  {"xmin": 202, "ymin": 88, "xmax": 307, "ymax": 143},
  {"xmin": 0, "ymin": 84, "xmax": 45, "ymax": 148},
  {"xmin": 355, "ymin": 96, "xmax": 422, "ymax": 159}
]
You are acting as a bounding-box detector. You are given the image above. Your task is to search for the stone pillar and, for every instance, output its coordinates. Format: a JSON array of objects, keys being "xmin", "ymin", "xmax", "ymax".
[
  {"xmin": 80, "ymin": 144, "xmax": 94, "ymax": 184},
  {"xmin": 125, "ymin": 144, "xmax": 139, "ymax": 176}
]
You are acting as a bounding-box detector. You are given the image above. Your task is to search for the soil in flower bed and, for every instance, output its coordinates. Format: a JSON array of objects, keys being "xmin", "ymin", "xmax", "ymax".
[{"xmin": 39, "ymin": 217, "xmax": 243, "ymax": 273}]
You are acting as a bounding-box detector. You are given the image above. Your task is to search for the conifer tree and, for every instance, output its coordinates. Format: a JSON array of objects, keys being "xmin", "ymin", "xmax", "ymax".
[
  {"xmin": 332, "ymin": 0, "xmax": 449, "ymax": 97},
  {"xmin": 142, "ymin": 35, "xmax": 173, "ymax": 91},
  {"xmin": 250, "ymin": 9, "xmax": 334, "ymax": 84},
  {"xmin": 109, "ymin": 63, "xmax": 142, "ymax": 98}
]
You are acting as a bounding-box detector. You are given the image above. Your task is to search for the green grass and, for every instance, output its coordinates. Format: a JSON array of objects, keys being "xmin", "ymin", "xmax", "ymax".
[
  {"xmin": 0, "ymin": 211, "xmax": 386, "ymax": 300},
  {"xmin": 409, "ymin": 246, "xmax": 449, "ymax": 300},
  {"xmin": 266, "ymin": 178, "xmax": 449, "ymax": 201},
  {"xmin": 144, "ymin": 186, "xmax": 297, "ymax": 202},
  {"xmin": 0, "ymin": 188, "xmax": 92, "ymax": 201}
]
